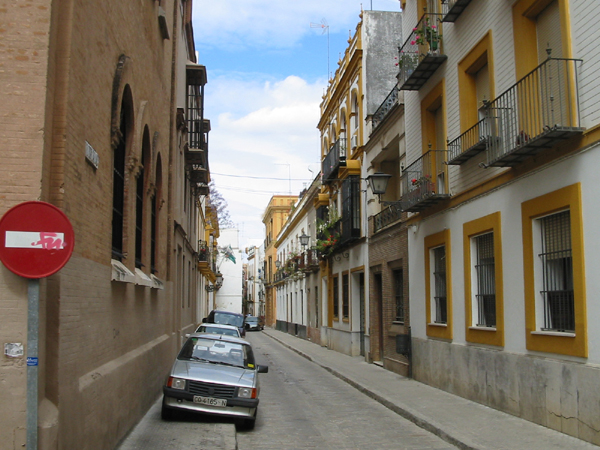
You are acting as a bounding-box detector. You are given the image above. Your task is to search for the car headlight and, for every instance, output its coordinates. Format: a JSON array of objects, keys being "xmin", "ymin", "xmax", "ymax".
[
  {"xmin": 237, "ymin": 387, "xmax": 257, "ymax": 399},
  {"xmin": 167, "ymin": 377, "xmax": 186, "ymax": 390}
]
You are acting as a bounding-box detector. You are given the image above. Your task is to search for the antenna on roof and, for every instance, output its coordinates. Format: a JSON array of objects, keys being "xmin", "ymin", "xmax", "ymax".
[{"xmin": 310, "ymin": 18, "xmax": 330, "ymax": 80}]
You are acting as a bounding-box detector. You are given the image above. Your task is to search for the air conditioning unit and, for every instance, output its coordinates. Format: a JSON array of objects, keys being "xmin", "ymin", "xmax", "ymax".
[{"xmin": 351, "ymin": 135, "xmax": 358, "ymax": 150}]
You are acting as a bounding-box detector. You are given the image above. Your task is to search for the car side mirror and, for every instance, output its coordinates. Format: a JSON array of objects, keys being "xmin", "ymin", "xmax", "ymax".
[
  {"xmin": 185, "ymin": 333, "xmax": 190, "ymax": 338},
  {"xmin": 257, "ymin": 365, "xmax": 269, "ymax": 373},
  {"xmin": 202, "ymin": 317, "xmax": 207, "ymax": 323}
]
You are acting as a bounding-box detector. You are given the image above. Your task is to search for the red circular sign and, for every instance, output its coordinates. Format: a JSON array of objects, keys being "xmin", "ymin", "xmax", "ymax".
[{"xmin": 0, "ymin": 201, "xmax": 75, "ymax": 279}]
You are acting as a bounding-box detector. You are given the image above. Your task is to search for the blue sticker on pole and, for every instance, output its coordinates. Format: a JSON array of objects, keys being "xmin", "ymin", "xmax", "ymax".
[{"xmin": 27, "ymin": 357, "xmax": 38, "ymax": 366}]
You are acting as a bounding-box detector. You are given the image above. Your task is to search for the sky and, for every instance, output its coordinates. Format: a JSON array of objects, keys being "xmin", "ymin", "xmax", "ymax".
[{"xmin": 192, "ymin": 0, "xmax": 402, "ymax": 251}]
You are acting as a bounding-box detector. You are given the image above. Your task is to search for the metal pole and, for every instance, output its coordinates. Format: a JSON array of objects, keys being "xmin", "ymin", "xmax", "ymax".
[{"xmin": 27, "ymin": 278, "xmax": 39, "ymax": 450}]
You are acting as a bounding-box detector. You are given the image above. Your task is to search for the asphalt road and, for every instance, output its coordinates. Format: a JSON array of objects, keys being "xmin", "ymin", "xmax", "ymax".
[{"xmin": 238, "ymin": 331, "xmax": 457, "ymax": 450}]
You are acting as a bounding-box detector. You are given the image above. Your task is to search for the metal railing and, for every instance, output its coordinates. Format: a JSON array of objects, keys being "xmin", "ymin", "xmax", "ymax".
[
  {"xmin": 372, "ymin": 85, "xmax": 401, "ymax": 131},
  {"xmin": 397, "ymin": 13, "xmax": 445, "ymax": 89},
  {"xmin": 373, "ymin": 206, "xmax": 402, "ymax": 233},
  {"xmin": 447, "ymin": 118, "xmax": 489, "ymax": 164},
  {"xmin": 484, "ymin": 56, "xmax": 583, "ymax": 167},
  {"xmin": 441, "ymin": 0, "xmax": 472, "ymax": 22},
  {"xmin": 322, "ymin": 138, "xmax": 347, "ymax": 182},
  {"xmin": 400, "ymin": 150, "xmax": 450, "ymax": 211}
]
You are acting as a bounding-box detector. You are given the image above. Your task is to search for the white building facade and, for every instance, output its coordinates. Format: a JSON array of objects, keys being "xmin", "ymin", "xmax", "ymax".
[{"xmin": 398, "ymin": 0, "xmax": 600, "ymax": 444}]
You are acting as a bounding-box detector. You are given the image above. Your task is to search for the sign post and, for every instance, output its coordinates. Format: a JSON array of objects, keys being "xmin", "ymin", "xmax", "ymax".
[{"xmin": 0, "ymin": 202, "xmax": 74, "ymax": 450}]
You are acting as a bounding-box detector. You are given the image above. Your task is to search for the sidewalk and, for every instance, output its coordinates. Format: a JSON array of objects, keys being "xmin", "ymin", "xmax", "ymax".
[{"xmin": 262, "ymin": 328, "xmax": 598, "ymax": 450}]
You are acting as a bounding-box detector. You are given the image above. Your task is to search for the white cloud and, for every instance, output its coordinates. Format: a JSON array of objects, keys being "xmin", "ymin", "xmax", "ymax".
[
  {"xmin": 193, "ymin": 0, "xmax": 401, "ymax": 50},
  {"xmin": 205, "ymin": 74, "xmax": 322, "ymax": 244}
]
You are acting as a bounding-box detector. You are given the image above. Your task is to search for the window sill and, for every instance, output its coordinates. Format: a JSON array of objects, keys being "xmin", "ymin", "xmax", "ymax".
[
  {"xmin": 111, "ymin": 259, "xmax": 136, "ymax": 283},
  {"xmin": 531, "ymin": 331, "xmax": 575, "ymax": 338},
  {"xmin": 428, "ymin": 322, "xmax": 447, "ymax": 328},
  {"xmin": 468, "ymin": 326, "xmax": 497, "ymax": 332}
]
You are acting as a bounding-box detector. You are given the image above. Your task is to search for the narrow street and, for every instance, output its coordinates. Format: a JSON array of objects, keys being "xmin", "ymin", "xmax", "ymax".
[
  {"xmin": 237, "ymin": 332, "xmax": 457, "ymax": 450},
  {"xmin": 118, "ymin": 331, "xmax": 456, "ymax": 450}
]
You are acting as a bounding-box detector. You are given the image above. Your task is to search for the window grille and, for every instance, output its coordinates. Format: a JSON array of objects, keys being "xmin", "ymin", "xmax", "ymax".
[
  {"xmin": 333, "ymin": 276, "xmax": 339, "ymax": 318},
  {"xmin": 342, "ymin": 176, "xmax": 361, "ymax": 242},
  {"xmin": 111, "ymin": 110, "xmax": 127, "ymax": 261},
  {"xmin": 433, "ymin": 246, "xmax": 447, "ymax": 324},
  {"xmin": 474, "ymin": 233, "xmax": 496, "ymax": 327},
  {"xmin": 135, "ymin": 167, "xmax": 144, "ymax": 268},
  {"xmin": 342, "ymin": 273, "xmax": 349, "ymax": 319},
  {"xmin": 539, "ymin": 210, "xmax": 574, "ymax": 332},
  {"xmin": 393, "ymin": 269, "xmax": 404, "ymax": 322}
]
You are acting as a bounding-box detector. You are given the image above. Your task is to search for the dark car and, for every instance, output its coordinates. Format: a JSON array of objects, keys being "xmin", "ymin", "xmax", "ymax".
[
  {"xmin": 162, "ymin": 333, "xmax": 268, "ymax": 429},
  {"xmin": 244, "ymin": 316, "xmax": 264, "ymax": 331},
  {"xmin": 203, "ymin": 309, "xmax": 246, "ymax": 338}
]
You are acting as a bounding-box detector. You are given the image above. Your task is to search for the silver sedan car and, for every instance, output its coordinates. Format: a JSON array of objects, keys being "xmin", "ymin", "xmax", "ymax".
[{"xmin": 162, "ymin": 333, "xmax": 268, "ymax": 429}]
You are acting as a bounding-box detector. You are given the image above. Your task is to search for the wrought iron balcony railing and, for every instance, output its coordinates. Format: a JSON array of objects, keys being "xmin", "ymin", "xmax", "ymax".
[
  {"xmin": 400, "ymin": 150, "xmax": 450, "ymax": 212},
  {"xmin": 483, "ymin": 56, "xmax": 584, "ymax": 167},
  {"xmin": 197, "ymin": 240, "xmax": 217, "ymax": 273},
  {"xmin": 373, "ymin": 206, "xmax": 403, "ymax": 233},
  {"xmin": 397, "ymin": 13, "xmax": 447, "ymax": 91},
  {"xmin": 447, "ymin": 118, "xmax": 490, "ymax": 165},
  {"xmin": 441, "ymin": 0, "xmax": 473, "ymax": 22},
  {"xmin": 372, "ymin": 85, "xmax": 401, "ymax": 131},
  {"xmin": 322, "ymin": 138, "xmax": 347, "ymax": 182}
]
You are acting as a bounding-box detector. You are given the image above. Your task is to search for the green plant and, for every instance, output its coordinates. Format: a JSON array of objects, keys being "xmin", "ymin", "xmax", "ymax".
[{"xmin": 411, "ymin": 17, "xmax": 441, "ymax": 51}]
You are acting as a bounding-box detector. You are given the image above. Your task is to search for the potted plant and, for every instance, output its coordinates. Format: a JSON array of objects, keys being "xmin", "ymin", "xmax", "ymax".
[{"xmin": 412, "ymin": 17, "xmax": 441, "ymax": 52}]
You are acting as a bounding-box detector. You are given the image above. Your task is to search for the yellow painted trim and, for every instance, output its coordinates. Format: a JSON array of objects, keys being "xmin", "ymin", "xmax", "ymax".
[
  {"xmin": 424, "ymin": 229, "xmax": 452, "ymax": 340},
  {"xmin": 421, "ymin": 80, "xmax": 446, "ymax": 153},
  {"xmin": 463, "ymin": 212, "xmax": 504, "ymax": 347},
  {"xmin": 351, "ymin": 265, "xmax": 365, "ymax": 273},
  {"xmin": 458, "ymin": 31, "xmax": 495, "ymax": 134},
  {"xmin": 521, "ymin": 183, "xmax": 587, "ymax": 357},
  {"xmin": 339, "ymin": 159, "xmax": 361, "ymax": 179},
  {"xmin": 513, "ymin": 0, "xmax": 572, "ymax": 79}
]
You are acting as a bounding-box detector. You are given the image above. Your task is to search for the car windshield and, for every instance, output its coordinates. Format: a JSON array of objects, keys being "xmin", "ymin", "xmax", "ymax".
[
  {"xmin": 197, "ymin": 325, "xmax": 239, "ymax": 337},
  {"xmin": 247, "ymin": 317, "xmax": 258, "ymax": 323},
  {"xmin": 213, "ymin": 311, "xmax": 244, "ymax": 328},
  {"xmin": 178, "ymin": 337, "xmax": 255, "ymax": 369}
]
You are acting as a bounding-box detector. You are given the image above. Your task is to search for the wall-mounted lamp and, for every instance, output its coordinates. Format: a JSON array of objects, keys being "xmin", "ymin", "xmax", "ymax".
[
  {"xmin": 275, "ymin": 260, "xmax": 281, "ymax": 269},
  {"xmin": 366, "ymin": 172, "xmax": 404, "ymax": 211},
  {"xmin": 299, "ymin": 232, "xmax": 310, "ymax": 249},
  {"xmin": 205, "ymin": 272, "xmax": 224, "ymax": 292}
]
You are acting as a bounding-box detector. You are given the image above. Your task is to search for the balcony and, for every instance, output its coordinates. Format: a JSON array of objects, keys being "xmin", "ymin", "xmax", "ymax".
[
  {"xmin": 397, "ymin": 13, "xmax": 447, "ymax": 91},
  {"xmin": 197, "ymin": 240, "xmax": 216, "ymax": 275},
  {"xmin": 372, "ymin": 85, "xmax": 401, "ymax": 131},
  {"xmin": 373, "ymin": 206, "xmax": 403, "ymax": 233},
  {"xmin": 322, "ymin": 138, "xmax": 347, "ymax": 183},
  {"xmin": 447, "ymin": 118, "xmax": 489, "ymax": 165},
  {"xmin": 400, "ymin": 150, "xmax": 450, "ymax": 212},
  {"xmin": 441, "ymin": 0, "xmax": 473, "ymax": 22},
  {"xmin": 484, "ymin": 57, "xmax": 584, "ymax": 167}
]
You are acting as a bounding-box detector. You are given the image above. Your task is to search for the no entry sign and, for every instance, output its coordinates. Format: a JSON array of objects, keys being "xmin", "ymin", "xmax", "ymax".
[{"xmin": 0, "ymin": 201, "xmax": 74, "ymax": 279}]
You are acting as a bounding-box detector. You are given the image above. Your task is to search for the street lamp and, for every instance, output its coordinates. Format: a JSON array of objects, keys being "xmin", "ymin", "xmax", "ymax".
[
  {"xmin": 275, "ymin": 260, "xmax": 281, "ymax": 269},
  {"xmin": 205, "ymin": 272, "xmax": 224, "ymax": 292},
  {"xmin": 299, "ymin": 232, "xmax": 310, "ymax": 249},
  {"xmin": 366, "ymin": 172, "xmax": 404, "ymax": 210}
]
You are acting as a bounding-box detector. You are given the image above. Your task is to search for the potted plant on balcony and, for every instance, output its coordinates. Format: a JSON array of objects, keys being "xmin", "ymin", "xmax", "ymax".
[
  {"xmin": 412, "ymin": 18, "xmax": 441, "ymax": 53},
  {"xmin": 396, "ymin": 51, "xmax": 418, "ymax": 77}
]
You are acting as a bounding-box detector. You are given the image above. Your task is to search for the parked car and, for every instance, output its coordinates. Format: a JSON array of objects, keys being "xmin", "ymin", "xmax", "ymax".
[
  {"xmin": 194, "ymin": 323, "xmax": 242, "ymax": 338},
  {"xmin": 162, "ymin": 333, "xmax": 268, "ymax": 429},
  {"xmin": 244, "ymin": 316, "xmax": 264, "ymax": 331},
  {"xmin": 203, "ymin": 309, "xmax": 246, "ymax": 337}
]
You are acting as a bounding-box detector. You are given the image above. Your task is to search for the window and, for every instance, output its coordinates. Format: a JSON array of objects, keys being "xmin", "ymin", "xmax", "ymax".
[
  {"xmin": 522, "ymin": 183, "xmax": 586, "ymax": 357},
  {"xmin": 315, "ymin": 286, "xmax": 319, "ymax": 327},
  {"xmin": 112, "ymin": 93, "xmax": 130, "ymax": 260},
  {"xmin": 432, "ymin": 246, "xmax": 447, "ymax": 324},
  {"xmin": 135, "ymin": 167, "xmax": 144, "ymax": 268},
  {"xmin": 333, "ymin": 275, "xmax": 339, "ymax": 319},
  {"xmin": 342, "ymin": 175, "xmax": 360, "ymax": 242},
  {"xmin": 393, "ymin": 269, "xmax": 404, "ymax": 323},
  {"xmin": 474, "ymin": 233, "xmax": 496, "ymax": 327},
  {"xmin": 342, "ymin": 273, "xmax": 349, "ymax": 320},
  {"xmin": 425, "ymin": 229, "xmax": 452, "ymax": 339},
  {"xmin": 537, "ymin": 211, "xmax": 574, "ymax": 332},
  {"xmin": 464, "ymin": 212, "xmax": 504, "ymax": 346}
]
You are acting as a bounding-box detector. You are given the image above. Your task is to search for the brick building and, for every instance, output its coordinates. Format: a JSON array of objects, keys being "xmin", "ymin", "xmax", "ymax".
[{"xmin": 0, "ymin": 1, "xmax": 213, "ymax": 449}]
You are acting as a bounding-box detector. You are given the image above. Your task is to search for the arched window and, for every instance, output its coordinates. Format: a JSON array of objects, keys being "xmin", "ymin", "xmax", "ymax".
[
  {"xmin": 112, "ymin": 86, "xmax": 133, "ymax": 260},
  {"xmin": 151, "ymin": 154, "xmax": 163, "ymax": 274},
  {"xmin": 136, "ymin": 126, "xmax": 151, "ymax": 269}
]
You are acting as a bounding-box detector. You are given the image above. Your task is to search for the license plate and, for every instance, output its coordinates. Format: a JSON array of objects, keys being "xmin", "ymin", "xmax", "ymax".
[{"xmin": 193, "ymin": 396, "xmax": 227, "ymax": 407}]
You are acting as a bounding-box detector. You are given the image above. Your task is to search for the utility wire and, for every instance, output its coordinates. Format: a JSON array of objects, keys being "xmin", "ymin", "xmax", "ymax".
[{"xmin": 211, "ymin": 172, "xmax": 313, "ymax": 182}]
